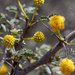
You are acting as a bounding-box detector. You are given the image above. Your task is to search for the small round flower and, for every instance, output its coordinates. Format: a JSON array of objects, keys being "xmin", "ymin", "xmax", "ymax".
[
  {"xmin": 59, "ymin": 58, "xmax": 75, "ymax": 74},
  {"xmin": 3, "ymin": 35, "xmax": 15, "ymax": 47},
  {"xmin": 0, "ymin": 64, "xmax": 8, "ymax": 75},
  {"xmin": 33, "ymin": 31, "xmax": 45, "ymax": 43},
  {"xmin": 49, "ymin": 15, "xmax": 65, "ymax": 31},
  {"xmin": 33, "ymin": 0, "xmax": 45, "ymax": 6}
]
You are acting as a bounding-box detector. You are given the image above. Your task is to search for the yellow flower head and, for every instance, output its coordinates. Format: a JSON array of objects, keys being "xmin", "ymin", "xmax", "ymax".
[
  {"xmin": 3, "ymin": 35, "xmax": 15, "ymax": 47},
  {"xmin": 0, "ymin": 64, "xmax": 8, "ymax": 75},
  {"xmin": 49, "ymin": 15, "xmax": 65, "ymax": 31},
  {"xmin": 33, "ymin": 0, "xmax": 45, "ymax": 6},
  {"xmin": 59, "ymin": 58, "xmax": 75, "ymax": 74},
  {"xmin": 33, "ymin": 31, "xmax": 45, "ymax": 43}
]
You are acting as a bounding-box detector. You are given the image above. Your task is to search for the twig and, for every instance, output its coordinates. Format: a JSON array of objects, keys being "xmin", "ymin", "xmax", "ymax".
[
  {"xmin": 70, "ymin": 7, "xmax": 75, "ymax": 13},
  {"xmin": 10, "ymin": 61, "xmax": 16, "ymax": 75},
  {"xmin": 5, "ymin": 60, "xmax": 15, "ymax": 71},
  {"xmin": 46, "ymin": 63, "xmax": 53, "ymax": 75},
  {"xmin": 62, "ymin": 43, "xmax": 67, "ymax": 57},
  {"xmin": 12, "ymin": 46, "xmax": 16, "ymax": 51},
  {"xmin": 3, "ymin": 58, "xmax": 13, "ymax": 61},
  {"xmin": 8, "ymin": 71, "xmax": 10, "ymax": 75},
  {"xmin": 31, "ymin": 20, "xmax": 38, "ymax": 26},
  {"xmin": 19, "ymin": 17, "xmax": 26, "ymax": 22},
  {"xmin": 41, "ymin": 22, "xmax": 60, "ymax": 40}
]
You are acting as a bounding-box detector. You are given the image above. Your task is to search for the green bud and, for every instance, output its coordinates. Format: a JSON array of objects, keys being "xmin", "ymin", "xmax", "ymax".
[
  {"xmin": 11, "ymin": 29, "xmax": 18, "ymax": 37},
  {"xmin": 55, "ymin": 55, "xmax": 60, "ymax": 61},
  {"xmin": 19, "ymin": 64, "xmax": 23, "ymax": 69}
]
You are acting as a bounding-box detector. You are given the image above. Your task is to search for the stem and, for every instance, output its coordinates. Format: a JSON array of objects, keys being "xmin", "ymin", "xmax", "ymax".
[
  {"xmin": 29, "ymin": 5, "xmax": 38, "ymax": 26},
  {"xmin": 17, "ymin": 0, "xmax": 29, "ymax": 19},
  {"xmin": 57, "ymin": 30, "xmax": 64, "ymax": 41},
  {"xmin": 23, "ymin": 37, "xmax": 34, "ymax": 40},
  {"xmin": 15, "ymin": 38, "xmax": 20, "ymax": 41},
  {"xmin": 15, "ymin": 37, "xmax": 34, "ymax": 41},
  {"xmin": 57, "ymin": 31, "xmax": 70, "ymax": 45},
  {"xmin": 57, "ymin": 30, "xmax": 61, "ymax": 38}
]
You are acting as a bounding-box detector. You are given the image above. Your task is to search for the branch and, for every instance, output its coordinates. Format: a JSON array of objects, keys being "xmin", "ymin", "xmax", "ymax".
[
  {"xmin": 15, "ymin": 18, "xmax": 29, "ymax": 50},
  {"xmin": 62, "ymin": 43, "xmax": 67, "ymax": 57},
  {"xmin": 5, "ymin": 60, "xmax": 15, "ymax": 71},
  {"xmin": 46, "ymin": 63, "xmax": 53, "ymax": 75},
  {"xmin": 14, "ymin": 30, "xmax": 75, "ymax": 75}
]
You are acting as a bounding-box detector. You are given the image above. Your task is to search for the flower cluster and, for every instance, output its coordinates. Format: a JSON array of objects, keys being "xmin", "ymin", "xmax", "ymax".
[
  {"xmin": 49, "ymin": 15, "xmax": 65, "ymax": 31},
  {"xmin": 3, "ymin": 35, "xmax": 15, "ymax": 47},
  {"xmin": 33, "ymin": 31, "xmax": 45, "ymax": 43},
  {"xmin": 59, "ymin": 58, "xmax": 75, "ymax": 74},
  {"xmin": 33, "ymin": 0, "xmax": 45, "ymax": 6},
  {"xmin": 0, "ymin": 64, "xmax": 8, "ymax": 75}
]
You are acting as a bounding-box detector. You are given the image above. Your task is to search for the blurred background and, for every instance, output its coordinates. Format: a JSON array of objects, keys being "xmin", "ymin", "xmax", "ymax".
[{"xmin": 0, "ymin": 0, "xmax": 75, "ymax": 75}]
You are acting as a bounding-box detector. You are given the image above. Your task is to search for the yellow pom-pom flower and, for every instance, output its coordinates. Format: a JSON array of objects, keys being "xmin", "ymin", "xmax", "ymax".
[
  {"xmin": 33, "ymin": 31, "xmax": 45, "ymax": 43},
  {"xmin": 33, "ymin": 0, "xmax": 45, "ymax": 6},
  {"xmin": 49, "ymin": 15, "xmax": 65, "ymax": 31},
  {"xmin": 3, "ymin": 35, "xmax": 15, "ymax": 47},
  {"xmin": 0, "ymin": 64, "xmax": 8, "ymax": 75},
  {"xmin": 59, "ymin": 58, "xmax": 75, "ymax": 74}
]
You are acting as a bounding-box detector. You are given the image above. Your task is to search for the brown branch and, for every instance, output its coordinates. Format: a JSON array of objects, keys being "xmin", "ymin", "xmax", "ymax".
[
  {"xmin": 5, "ymin": 60, "xmax": 15, "ymax": 71},
  {"xmin": 15, "ymin": 18, "xmax": 29, "ymax": 50},
  {"xmin": 14, "ymin": 30, "xmax": 75, "ymax": 75},
  {"xmin": 46, "ymin": 63, "xmax": 53, "ymax": 75},
  {"xmin": 62, "ymin": 42, "xmax": 67, "ymax": 57},
  {"xmin": 19, "ymin": 17, "xmax": 26, "ymax": 22},
  {"xmin": 70, "ymin": 7, "xmax": 75, "ymax": 13}
]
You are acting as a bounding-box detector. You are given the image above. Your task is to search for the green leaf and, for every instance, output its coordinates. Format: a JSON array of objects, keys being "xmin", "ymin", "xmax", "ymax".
[
  {"xmin": 25, "ymin": 7, "xmax": 38, "ymax": 15},
  {"xmin": 70, "ymin": 39, "xmax": 75, "ymax": 45},
  {"xmin": 17, "ymin": 29, "xmax": 23, "ymax": 34},
  {"xmin": 38, "ymin": 16, "xmax": 49, "ymax": 21},
  {"xmin": 48, "ymin": 14, "xmax": 58, "ymax": 18},
  {"xmin": 10, "ymin": 18, "xmax": 19, "ymax": 24},
  {"xmin": 40, "ymin": 44, "xmax": 51, "ymax": 51},
  {"xmin": 6, "ymin": 6, "xmax": 17, "ymax": 13},
  {"xmin": 38, "ymin": 14, "xmax": 58, "ymax": 22},
  {"xmin": 17, "ymin": 48, "xmax": 34, "ymax": 58},
  {"xmin": 0, "ymin": 13, "xmax": 7, "ymax": 19},
  {"xmin": 35, "ymin": 44, "xmax": 52, "ymax": 58},
  {"xmin": 21, "ymin": 7, "xmax": 38, "ymax": 16},
  {"xmin": 6, "ymin": 18, "xmax": 19, "ymax": 25},
  {"xmin": 1, "ymin": 24, "xmax": 6, "ymax": 32}
]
